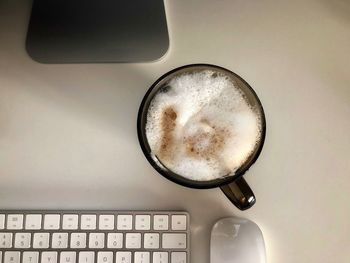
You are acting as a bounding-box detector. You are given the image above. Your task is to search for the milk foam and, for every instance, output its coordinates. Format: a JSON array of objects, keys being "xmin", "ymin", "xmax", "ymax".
[{"xmin": 145, "ymin": 70, "xmax": 262, "ymax": 181}]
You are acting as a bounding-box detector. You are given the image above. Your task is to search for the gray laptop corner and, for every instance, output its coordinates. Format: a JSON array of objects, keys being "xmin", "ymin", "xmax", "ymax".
[{"xmin": 26, "ymin": 0, "xmax": 169, "ymax": 63}]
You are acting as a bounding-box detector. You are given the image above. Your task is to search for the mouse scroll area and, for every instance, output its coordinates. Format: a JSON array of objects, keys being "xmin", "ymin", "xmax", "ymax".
[{"xmin": 210, "ymin": 218, "xmax": 266, "ymax": 263}]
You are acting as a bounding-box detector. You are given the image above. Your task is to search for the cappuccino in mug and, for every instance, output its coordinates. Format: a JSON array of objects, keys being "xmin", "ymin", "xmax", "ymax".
[{"xmin": 145, "ymin": 69, "xmax": 262, "ymax": 181}]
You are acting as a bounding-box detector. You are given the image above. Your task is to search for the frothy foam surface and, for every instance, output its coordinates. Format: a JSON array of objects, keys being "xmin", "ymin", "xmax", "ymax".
[{"xmin": 145, "ymin": 70, "xmax": 262, "ymax": 181}]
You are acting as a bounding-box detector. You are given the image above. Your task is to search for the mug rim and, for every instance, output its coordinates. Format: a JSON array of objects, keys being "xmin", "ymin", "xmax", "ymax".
[{"xmin": 137, "ymin": 63, "xmax": 266, "ymax": 189}]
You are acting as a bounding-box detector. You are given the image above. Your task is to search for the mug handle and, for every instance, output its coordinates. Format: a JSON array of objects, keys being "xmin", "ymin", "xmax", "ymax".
[{"xmin": 220, "ymin": 177, "xmax": 256, "ymax": 210}]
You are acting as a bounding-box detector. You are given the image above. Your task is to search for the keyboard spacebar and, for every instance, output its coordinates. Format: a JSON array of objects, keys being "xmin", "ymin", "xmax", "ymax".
[{"xmin": 162, "ymin": 233, "xmax": 187, "ymax": 249}]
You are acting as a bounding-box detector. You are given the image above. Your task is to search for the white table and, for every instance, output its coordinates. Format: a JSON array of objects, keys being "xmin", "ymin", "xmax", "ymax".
[{"xmin": 0, "ymin": 0, "xmax": 349, "ymax": 262}]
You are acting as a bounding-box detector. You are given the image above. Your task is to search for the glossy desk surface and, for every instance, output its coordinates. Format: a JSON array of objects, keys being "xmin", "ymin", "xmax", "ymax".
[{"xmin": 0, "ymin": 0, "xmax": 349, "ymax": 262}]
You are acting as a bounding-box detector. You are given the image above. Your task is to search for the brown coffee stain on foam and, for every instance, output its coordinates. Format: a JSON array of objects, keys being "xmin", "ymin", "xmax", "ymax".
[
  {"xmin": 183, "ymin": 118, "xmax": 230, "ymax": 160},
  {"xmin": 158, "ymin": 106, "xmax": 177, "ymax": 161}
]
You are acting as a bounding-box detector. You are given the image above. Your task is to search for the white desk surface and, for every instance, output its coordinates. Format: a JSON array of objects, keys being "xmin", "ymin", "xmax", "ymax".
[{"xmin": 1, "ymin": 0, "xmax": 350, "ymax": 262}]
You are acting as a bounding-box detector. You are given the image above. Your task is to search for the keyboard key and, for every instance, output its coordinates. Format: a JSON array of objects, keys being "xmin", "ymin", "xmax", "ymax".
[
  {"xmin": 162, "ymin": 234, "xmax": 186, "ymax": 249},
  {"xmin": 171, "ymin": 215, "xmax": 187, "ymax": 231},
  {"xmin": 60, "ymin": 252, "xmax": 76, "ymax": 263},
  {"xmin": 125, "ymin": 233, "xmax": 141, "ymax": 248},
  {"xmin": 81, "ymin": 215, "xmax": 96, "ymax": 230},
  {"xmin": 107, "ymin": 233, "xmax": 123, "ymax": 248},
  {"xmin": 135, "ymin": 252, "xmax": 150, "ymax": 263},
  {"xmin": 171, "ymin": 252, "xmax": 186, "ymax": 263},
  {"xmin": 33, "ymin": 233, "xmax": 50, "ymax": 248},
  {"xmin": 89, "ymin": 233, "xmax": 105, "ymax": 248},
  {"xmin": 4, "ymin": 252, "xmax": 20, "ymax": 263},
  {"xmin": 99, "ymin": 215, "xmax": 115, "ymax": 230},
  {"xmin": 79, "ymin": 252, "xmax": 94, "ymax": 263},
  {"xmin": 71, "ymin": 233, "xmax": 87, "ymax": 248},
  {"xmin": 153, "ymin": 215, "xmax": 168, "ymax": 230},
  {"xmin": 0, "ymin": 233, "xmax": 13, "ymax": 248},
  {"xmin": 62, "ymin": 214, "xmax": 78, "ymax": 230},
  {"xmin": 44, "ymin": 214, "xmax": 60, "ymax": 230},
  {"xmin": 135, "ymin": 215, "xmax": 151, "ymax": 230},
  {"xmin": 117, "ymin": 215, "xmax": 133, "ymax": 230},
  {"xmin": 116, "ymin": 252, "xmax": 131, "ymax": 263},
  {"xmin": 153, "ymin": 252, "xmax": 168, "ymax": 263},
  {"xmin": 23, "ymin": 252, "xmax": 39, "ymax": 263},
  {"xmin": 52, "ymin": 233, "xmax": 68, "ymax": 248},
  {"xmin": 7, "ymin": 214, "xmax": 23, "ymax": 229},
  {"xmin": 97, "ymin": 252, "xmax": 113, "ymax": 263},
  {"xmin": 41, "ymin": 252, "xmax": 58, "ymax": 263},
  {"xmin": 144, "ymin": 233, "xmax": 160, "ymax": 249},
  {"xmin": 14, "ymin": 232, "xmax": 31, "ymax": 248},
  {"xmin": 25, "ymin": 215, "xmax": 42, "ymax": 230},
  {"xmin": 0, "ymin": 214, "xmax": 5, "ymax": 229}
]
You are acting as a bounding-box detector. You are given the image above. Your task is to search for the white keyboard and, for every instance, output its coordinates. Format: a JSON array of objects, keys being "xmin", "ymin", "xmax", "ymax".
[{"xmin": 0, "ymin": 211, "xmax": 189, "ymax": 263}]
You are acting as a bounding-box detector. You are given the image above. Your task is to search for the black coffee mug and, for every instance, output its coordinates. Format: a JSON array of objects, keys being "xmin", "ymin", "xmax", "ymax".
[{"xmin": 137, "ymin": 64, "xmax": 266, "ymax": 210}]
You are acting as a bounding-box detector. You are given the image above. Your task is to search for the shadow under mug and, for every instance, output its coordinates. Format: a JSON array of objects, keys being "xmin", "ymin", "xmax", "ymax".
[{"xmin": 137, "ymin": 64, "xmax": 266, "ymax": 210}]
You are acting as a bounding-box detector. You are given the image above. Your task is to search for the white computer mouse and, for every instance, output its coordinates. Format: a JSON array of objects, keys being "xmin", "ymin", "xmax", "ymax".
[{"xmin": 211, "ymin": 217, "xmax": 266, "ymax": 263}]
